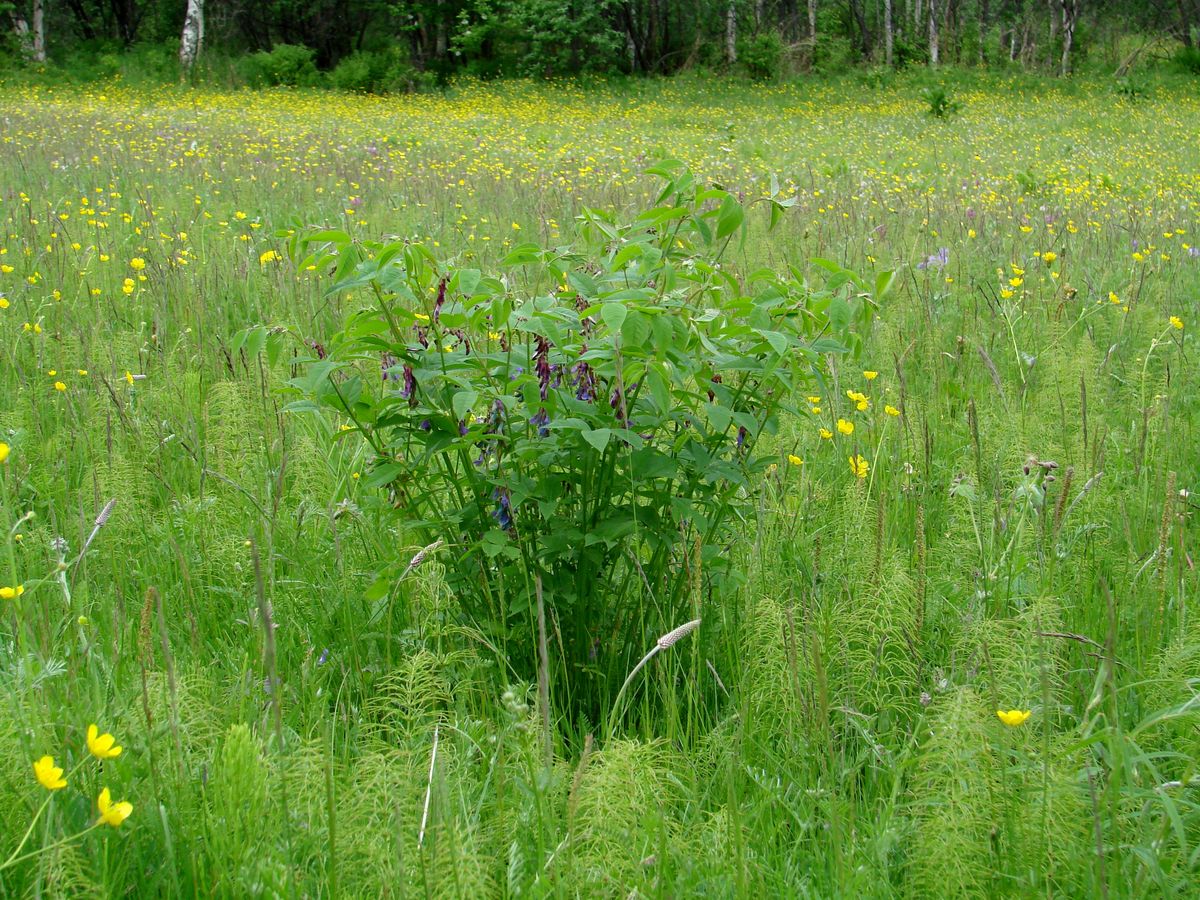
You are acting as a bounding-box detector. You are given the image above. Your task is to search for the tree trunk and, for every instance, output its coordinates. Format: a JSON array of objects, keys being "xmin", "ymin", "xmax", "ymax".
[
  {"xmin": 32, "ymin": 0, "xmax": 45, "ymax": 62},
  {"xmin": 1059, "ymin": 0, "xmax": 1078, "ymax": 75},
  {"xmin": 726, "ymin": 0, "xmax": 737, "ymax": 64},
  {"xmin": 978, "ymin": 0, "xmax": 989, "ymax": 63},
  {"xmin": 928, "ymin": 0, "xmax": 939, "ymax": 65},
  {"xmin": 179, "ymin": 0, "xmax": 205, "ymax": 74},
  {"xmin": 885, "ymin": 0, "xmax": 894, "ymax": 65},
  {"xmin": 807, "ymin": 0, "xmax": 817, "ymax": 68}
]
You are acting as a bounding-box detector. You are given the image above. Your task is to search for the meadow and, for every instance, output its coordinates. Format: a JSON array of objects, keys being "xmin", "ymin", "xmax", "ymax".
[{"xmin": 1, "ymin": 70, "xmax": 1199, "ymax": 896}]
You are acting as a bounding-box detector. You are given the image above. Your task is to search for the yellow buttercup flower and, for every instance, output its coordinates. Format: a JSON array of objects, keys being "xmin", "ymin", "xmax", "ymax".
[
  {"xmin": 259, "ymin": 249, "xmax": 281, "ymax": 265},
  {"xmin": 884, "ymin": 404, "xmax": 900, "ymax": 417},
  {"xmin": 87, "ymin": 723, "xmax": 122, "ymax": 759},
  {"xmin": 848, "ymin": 455, "xmax": 869, "ymax": 479},
  {"xmin": 124, "ymin": 371, "xmax": 134, "ymax": 385},
  {"xmin": 1108, "ymin": 292, "xmax": 1120, "ymax": 304},
  {"xmin": 130, "ymin": 257, "xmax": 146, "ymax": 270},
  {"xmin": 996, "ymin": 709, "xmax": 1031, "ymax": 727},
  {"xmin": 34, "ymin": 755, "xmax": 67, "ymax": 790},
  {"xmin": 96, "ymin": 787, "xmax": 133, "ymax": 827},
  {"xmin": 54, "ymin": 381, "xmax": 66, "ymax": 392},
  {"xmin": 0, "ymin": 585, "xmax": 25, "ymax": 599},
  {"xmin": 787, "ymin": 454, "xmax": 803, "ymax": 466},
  {"xmin": 0, "ymin": 442, "xmax": 8, "ymax": 464},
  {"xmin": 819, "ymin": 428, "xmax": 833, "ymax": 440},
  {"xmin": 862, "ymin": 370, "xmax": 878, "ymax": 380},
  {"xmin": 1169, "ymin": 316, "xmax": 1183, "ymax": 330},
  {"xmin": 836, "ymin": 418, "xmax": 854, "ymax": 435}
]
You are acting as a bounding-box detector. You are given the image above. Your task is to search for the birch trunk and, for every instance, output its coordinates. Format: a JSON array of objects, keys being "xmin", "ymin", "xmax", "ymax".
[
  {"xmin": 928, "ymin": 0, "xmax": 940, "ymax": 65},
  {"xmin": 1059, "ymin": 0, "xmax": 1078, "ymax": 75},
  {"xmin": 807, "ymin": 0, "xmax": 817, "ymax": 68},
  {"xmin": 726, "ymin": 0, "xmax": 737, "ymax": 64},
  {"xmin": 179, "ymin": 0, "xmax": 205, "ymax": 74},
  {"xmin": 885, "ymin": 0, "xmax": 894, "ymax": 66},
  {"xmin": 32, "ymin": 0, "xmax": 45, "ymax": 62}
]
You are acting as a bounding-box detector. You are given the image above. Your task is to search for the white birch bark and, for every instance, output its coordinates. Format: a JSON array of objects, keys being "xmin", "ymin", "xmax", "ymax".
[
  {"xmin": 32, "ymin": 0, "xmax": 45, "ymax": 63},
  {"xmin": 928, "ymin": 0, "xmax": 940, "ymax": 65},
  {"xmin": 179, "ymin": 0, "xmax": 205, "ymax": 74},
  {"xmin": 726, "ymin": 0, "xmax": 737, "ymax": 64},
  {"xmin": 885, "ymin": 0, "xmax": 894, "ymax": 66}
]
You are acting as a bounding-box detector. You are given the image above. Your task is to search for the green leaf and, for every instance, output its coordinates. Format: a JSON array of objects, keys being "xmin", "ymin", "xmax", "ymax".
[
  {"xmin": 452, "ymin": 390, "xmax": 477, "ymax": 422},
  {"xmin": 874, "ymin": 270, "xmax": 897, "ymax": 299},
  {"xmin": 601, "ymin": 302, "xmax": 627, "ymax": 332},
  {"xmin": 621, "ymin": 311, "xmax": 652, "ymax": 348},
  {"xmin": 716, "ymin": 195, "xmax": 744, "ymax": 240},
  {"xmin": 456, "ymin": 268, "xmax": 482, "ymax": 296},
  {"xmin": 581, "ymin": 427, "xmax": 612, "ymax": 452}
]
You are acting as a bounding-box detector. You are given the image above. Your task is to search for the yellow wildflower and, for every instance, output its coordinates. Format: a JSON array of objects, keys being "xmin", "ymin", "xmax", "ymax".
[
  {"xmin": 836, "ymin": 419, "xmax": 854, "ymax": 435},
  {"xmin": 885, "ymin": 404, "xmax": 900, "ymax": 417},
  {"xmin": 1169, "ymin": 316, "xmax": 1183, "ymax": 330},
  {"xmin": 130, "ymin": 257, "xmax": 145, "ymax": 270},
  {"xmin": 848, "ymin": 455, "xmax": 869, "ymax": 478},
  {"xmin": 0, "ymin": 442, "xmax": 8, "ymax": 464},
  {"xmin": 1041, "ymin": 251, "xmax": 1057, "ymax": 263},
  {"xmin": 819, "ymin": 428, "xmax": 833, "ymax": 440},
  {"xmin": 0, "ymin": 585, "xmax": 25, "ymax": 599},
  {"xmin": 259, "ymin": 249, "xmax": 281, "ymax": 265},
  {"xmin": 53, "ymin": 381, "xmax": 66, "ymax": 392},
  {"xmin": 96, "ymin": 788, "xmax": 133, "ymax": 827},
  {"xmin": 787, "ymin": 454, "xmax": 803, "ymax": 466},
  {"xmin": 996, "ymin": 709, "xmax": 1032, "ymax": 727},
  {"xmin": 86, "ymin": 723, "xmax": 122, "ymax": 759},
  {"xmin": 863, "ymin": 370, "xmax": 878, "ymax": 380},
  {"xmin": 34, "ymin": 755, "xmax": 67, "ymax": 790}
]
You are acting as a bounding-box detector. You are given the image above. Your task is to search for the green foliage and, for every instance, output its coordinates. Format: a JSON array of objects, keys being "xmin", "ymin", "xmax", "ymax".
[
  {"xmin": 1172, "ymin": 45, "xmax": 1200, "ymax": 75},
  {"xmin": 921, "ymin": 84, "xmax": 962, "ymax": 118},
  {"xmin": 329, "ymin": 49, "xmax": 436, "ymax": 93},
  {"xmin": 1, "ymin": 72, "xmax": 1199, "ymax": 898},
  {"xmin": 239, "ymin": 44, "xmax": 320, "ymax": 88},
  {"xmin": 285, "ymin": 162, "xmax": 880, "ymax": 720},
  {"xmin": 739, "ymin": 31, "xmax": 784, "ymax": 81}
]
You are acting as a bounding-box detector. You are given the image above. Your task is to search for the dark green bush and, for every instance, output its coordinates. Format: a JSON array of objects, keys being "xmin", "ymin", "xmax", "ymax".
[
  {"xmin": 739, "ymin": 31, "xmax": 784, "ymax": 81},
  {"xmin": 239, "ymin": 44, "xmax": 319, "ymax": 87},
  {"xmin": 330, "ymin": 49, "xmax": 436, "ymax": 93},
  {"xmin": 1173, "ymin": 46, "xmax": 1200, "ymax": 75}
]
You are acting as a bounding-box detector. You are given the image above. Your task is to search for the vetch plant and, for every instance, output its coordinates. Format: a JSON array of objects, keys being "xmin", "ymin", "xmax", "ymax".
[{"xmin": 279, "ymin": 162, "xmax": 888, "ymax": 722}]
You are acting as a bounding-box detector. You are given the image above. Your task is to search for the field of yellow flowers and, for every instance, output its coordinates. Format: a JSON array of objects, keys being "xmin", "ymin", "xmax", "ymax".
[{"xmin": 1, "ymin": 72, "xmax": 1199, "ymax": 896}]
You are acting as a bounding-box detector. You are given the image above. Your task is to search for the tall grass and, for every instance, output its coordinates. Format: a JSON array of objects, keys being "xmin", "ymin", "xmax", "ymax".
[{"xmin": 0, "ymin": 69, "xmax": 1197, "ymax": 895}]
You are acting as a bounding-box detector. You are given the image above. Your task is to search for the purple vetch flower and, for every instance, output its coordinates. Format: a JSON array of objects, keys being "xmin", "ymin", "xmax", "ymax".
[
  {"xmin": 400, "ymin": 365, "xmax": 418, "ymax": 408},
  {"xmin": 572, "ymin": 353, "xmax": 597, "ymax": 402},
  {"xmin": 419, "ymin": 419, "xmax": 431, "ymax": 431},
  {"xmin": 736, "ymin": 426, "xmax": 748, "ymax": 449},
  {"xmin": 458, "ymin": 420, "xmax": 469, "ymax": 436},
  {"xmin": 530, "ymin": 407, "xmax": 550, "ymax": 438},
  {"xmin": 610, "ymin": 384, "xmax": 628, "ymax": 427},
  {"xmin": 381, "ymin": 351, "xmax": 400, "ymax": 382},
  {"xmin": 307, "ymin": 339, "xmax": 327, "ymax": 360},
  {"xmin": 707, "ymin": 374, "xmax": 723, "ymax": 403},
  {"xmin": 534, "ymin": 336, "xmax": 552, "ymax": 401},
  {"xmin": 917, "ymin": 247, "xmax": 950, "ymax": 271},
  {"xmin": 1188, "ymin": 246, "xmax": 1199, "ymax": 259},
  {"xmin": 317, "ymin": 648, "xmax": 330, "ymax": 666},
  {"xmin": 433, "ymin": 277, "xmax": 447, "ymax": 324},
  {"xmin": 492, "ymin": 487, "xmax": 513, "ymax": 531}
]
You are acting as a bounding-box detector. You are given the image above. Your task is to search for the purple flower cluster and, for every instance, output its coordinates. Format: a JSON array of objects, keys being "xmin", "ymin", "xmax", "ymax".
[{"xmin": 917, "ymin": 247, "xmax": 950, "ymax": 271}]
